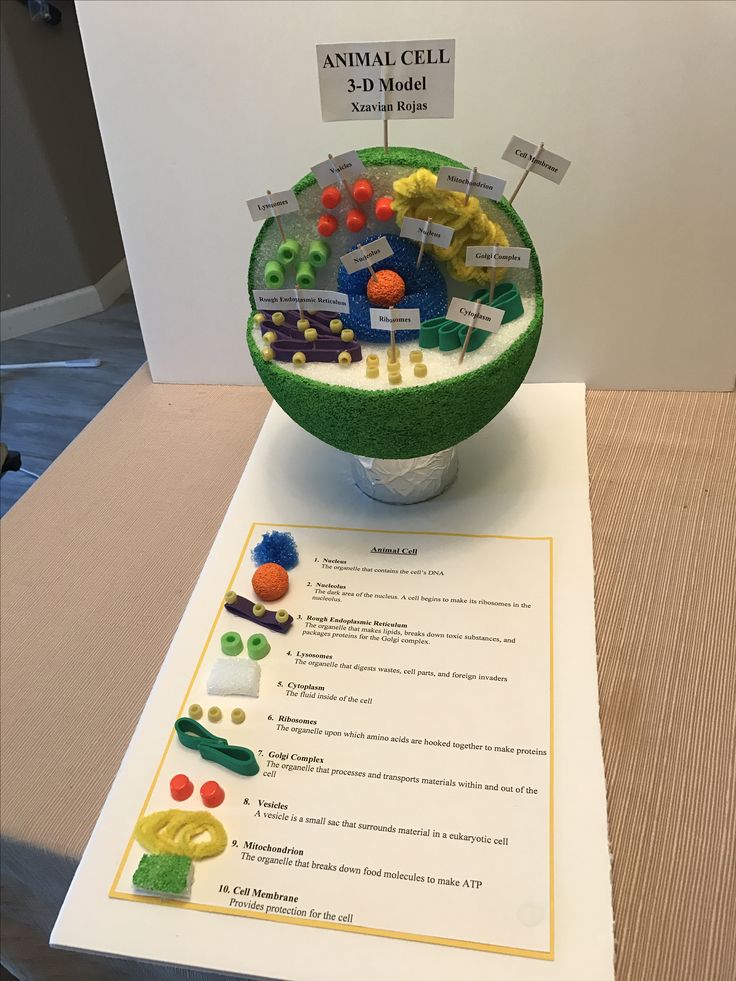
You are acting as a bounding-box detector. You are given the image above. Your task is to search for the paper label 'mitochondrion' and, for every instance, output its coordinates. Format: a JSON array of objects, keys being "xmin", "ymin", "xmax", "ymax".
[
  {"xmin": 436, "ymin": 167, "xmax": 506, "ymax": 201},
  {"xmin": 316, "ymin": 40, "xmax": 455, "ymax": 121}
]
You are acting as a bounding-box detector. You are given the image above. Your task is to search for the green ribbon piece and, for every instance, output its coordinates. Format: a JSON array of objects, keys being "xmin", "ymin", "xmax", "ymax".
[
  {"xmin": 419, "ymin": 282, "xmax": 524, "ymax": 353},
  {"xmin": 174, "ymin": 717, "xmax": 259, "ymax": 776}
]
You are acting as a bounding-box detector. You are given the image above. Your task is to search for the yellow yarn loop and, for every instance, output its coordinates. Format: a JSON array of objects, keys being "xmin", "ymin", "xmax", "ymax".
[
  {"xmin": 134, "ymin": 809, "xmax": 227, "ymax": 860},
  {"xmin": 392, "ymin": 168, "xmax": 509, "ymax": 286}
]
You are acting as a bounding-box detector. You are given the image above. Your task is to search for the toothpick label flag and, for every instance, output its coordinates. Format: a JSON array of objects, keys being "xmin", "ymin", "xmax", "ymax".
[
  {"xmin": 502, "ymin": 137, "xmax": 571, "ymax": 185},
  {"xmin": 369, "ymin": 308, "xmax": 421, "ymax": 331},
  {"xmin": 400, "ymin": 216, "xmax": 455, "ymax": 249},
  {"xmin": 253, "ymin": 289, "xmax": 351, "ymax": 314},
  {"xmin": 447, "ymin": 297, "xmax": 503, "ymax": 335},
  {"xmin": 341, "ymin": 237, "xmax": 394, "ymax": 273},
  {"xmin": 311, "ymin": 150, "xmax": 366, "ymax": 188},
  {"xmin": 465, "ymin": 245, "xmax": 531, "ymax": 268},
  {"xmin": 436, "ymin": 167, "xmax": 506, "ymax": 201},
  {"xmin": 316, "ymin": 40, "xmax": 456, "ymax": 121},
  {"xmin": 247, "ymin": 190, "xmax": 300, "ymax": 222}
]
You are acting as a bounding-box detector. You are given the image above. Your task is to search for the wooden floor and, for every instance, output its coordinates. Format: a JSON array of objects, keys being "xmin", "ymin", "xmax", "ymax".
[{"xmin": 0, "ymin": 294, "xmax": 146, "ymax": 517}]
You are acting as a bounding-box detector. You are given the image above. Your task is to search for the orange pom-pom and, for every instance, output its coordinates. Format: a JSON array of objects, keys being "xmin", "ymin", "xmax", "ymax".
[
  {"xmin": 252, "ymin": 563, "xmax": 289, "ymax": 602},
  {"xmin": 366, "ymin": 269, "xmax": 406, "ymax": 308}
]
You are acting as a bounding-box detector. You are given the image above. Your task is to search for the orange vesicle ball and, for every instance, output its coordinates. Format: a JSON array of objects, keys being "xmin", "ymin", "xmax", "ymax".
[
  {"xmin": 366, "ymin": 269, "xmax": 406, "ymax": 308},
  {"xmin": 252, "ymin": 563, "xmax": 289, "ymax": 602}
]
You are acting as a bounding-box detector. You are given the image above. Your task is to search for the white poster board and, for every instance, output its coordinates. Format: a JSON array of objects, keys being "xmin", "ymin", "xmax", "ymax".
[{"xmin": 53, "ymin": 383, "xmax": 615, "ymax": 980}]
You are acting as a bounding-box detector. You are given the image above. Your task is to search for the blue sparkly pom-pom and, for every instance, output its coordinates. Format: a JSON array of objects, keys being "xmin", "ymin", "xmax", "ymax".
[{"xmin": 252, "ymin": 531, "xmax": 299, "ymax": 570}]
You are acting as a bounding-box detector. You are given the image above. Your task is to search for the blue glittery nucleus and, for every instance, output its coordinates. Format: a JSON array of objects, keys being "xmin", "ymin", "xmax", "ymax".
[{"xmin": 337, "ymin": 233, "xmax": 447, "ymax": 341}]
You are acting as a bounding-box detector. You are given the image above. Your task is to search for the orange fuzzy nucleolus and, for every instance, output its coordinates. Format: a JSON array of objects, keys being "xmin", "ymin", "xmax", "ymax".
[
  {"xmin": 252, "ymin": 563, "xmax": 289, "ymax": 602},
  {"xmin": 366, "ymin": 269, "xmax": 406, "ymax": 307}
]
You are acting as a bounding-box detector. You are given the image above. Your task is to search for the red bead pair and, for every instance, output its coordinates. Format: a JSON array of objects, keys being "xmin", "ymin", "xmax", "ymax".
[
  {"xmin": 321, "ymin": 178, "xmax": 374, "ymax": 210},
  {"xmin": 170, "ymin": 773, "xmax": 225, "ymax": 808}
]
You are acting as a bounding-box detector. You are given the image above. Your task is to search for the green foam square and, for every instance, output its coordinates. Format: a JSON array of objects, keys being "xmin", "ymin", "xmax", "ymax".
[{"xmin": 132, "ymin": 853, "xmax": 193, "ymax": 897}]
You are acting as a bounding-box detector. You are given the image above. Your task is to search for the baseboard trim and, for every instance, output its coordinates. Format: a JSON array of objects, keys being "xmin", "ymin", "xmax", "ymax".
[{"xmin": 0, "ymin": 258, "xmax": 130, "ymax": 341}]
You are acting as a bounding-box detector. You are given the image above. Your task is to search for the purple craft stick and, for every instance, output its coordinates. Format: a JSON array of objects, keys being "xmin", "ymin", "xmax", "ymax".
[{"xmin": 224, "ymin": 593, "xmax": 293, "ymax": 633}]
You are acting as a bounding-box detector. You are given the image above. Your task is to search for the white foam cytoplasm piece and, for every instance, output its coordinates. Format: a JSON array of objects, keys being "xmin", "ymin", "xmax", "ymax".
[{"xmin": 207, "ymin": 658, "xmax": 261, "ymax": 698}]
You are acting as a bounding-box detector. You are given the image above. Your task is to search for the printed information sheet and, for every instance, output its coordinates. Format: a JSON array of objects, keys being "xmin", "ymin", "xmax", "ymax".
[{"xmin": 111, "ymin": 524, "xmax": 553, "ymax": 959}]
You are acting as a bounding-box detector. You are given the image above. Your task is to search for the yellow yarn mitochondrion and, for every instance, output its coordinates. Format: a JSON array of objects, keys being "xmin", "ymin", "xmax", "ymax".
[
  {"xmin": 392, "ymin": 168, "xmax": 509, "ymax": 285},
  {"xmin": 134, "ymin": 809, "xmax": 227, "ymax": 860}
]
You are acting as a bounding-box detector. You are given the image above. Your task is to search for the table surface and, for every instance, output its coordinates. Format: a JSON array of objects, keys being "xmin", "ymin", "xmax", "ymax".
[{"xmin": 1, "ymin": 368, "xmax": 734, "ymax": 981}]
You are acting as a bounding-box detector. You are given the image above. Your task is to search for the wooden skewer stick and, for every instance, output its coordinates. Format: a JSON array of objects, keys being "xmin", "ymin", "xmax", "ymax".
[
  {"xmin": 295, "ymin": 286, "xmax": 304, "ymax": 322},
  {"xmin": 389, "ymin": 306, "xmax": 397, "ymax": 364},
  {"xmin": 508, "ymin": 142, "xmax": 544, "ymax": 206},
  {"xmin": 266, "ymin": 190, "xmax": 286, "ymax": 243},
  {"xmin": 458, "ymin": 300, "xmax": 481, "ymax": 366},
  {"xmin": 416, "ymin": 216, "xmax": 433, "ymax": 269},
  {"xmin": 382, "ymin": 67, "xmax": 389, "ymax": 153},
  {"xmin": 359, "ymin": 244, "xmax": 377, "ymax": 280},
  {"xmin": 463, "ymin": 166, "xmax": 478, "ymax": 206}
]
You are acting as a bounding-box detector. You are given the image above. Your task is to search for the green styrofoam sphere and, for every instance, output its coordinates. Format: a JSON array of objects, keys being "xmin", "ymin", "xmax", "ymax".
[{"xmin": 247, "ymin": 147, "xmax": 543, "ymax": 460}]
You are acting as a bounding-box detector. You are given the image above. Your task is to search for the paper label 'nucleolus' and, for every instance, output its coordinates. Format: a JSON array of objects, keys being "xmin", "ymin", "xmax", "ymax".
[{"xmin": 341, "ymin": 237, "xmax": 394, "ymax": 273}]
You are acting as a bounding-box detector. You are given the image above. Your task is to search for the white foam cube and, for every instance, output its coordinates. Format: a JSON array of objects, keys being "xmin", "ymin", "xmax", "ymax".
[{"xmin": 207, "ymin": 658, "xmax": 261, "ymax": 697}]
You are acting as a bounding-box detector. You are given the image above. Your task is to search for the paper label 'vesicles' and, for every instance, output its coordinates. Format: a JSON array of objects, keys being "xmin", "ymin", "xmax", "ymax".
[{"xmin": 311, "ymin": 150, "xmax": 365, "ymax": 188}]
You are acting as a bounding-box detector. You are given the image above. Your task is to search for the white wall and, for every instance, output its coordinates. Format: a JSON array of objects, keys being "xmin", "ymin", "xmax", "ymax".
[{"xmin": 76, "ymin": 0, "xmax": 736, "ymax": 389}]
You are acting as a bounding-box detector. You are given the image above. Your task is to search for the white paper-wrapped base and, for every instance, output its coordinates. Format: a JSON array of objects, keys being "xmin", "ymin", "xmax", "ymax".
[{"xmin": 350, "ymin": 447, "xmax": 459, "ymax": 505}]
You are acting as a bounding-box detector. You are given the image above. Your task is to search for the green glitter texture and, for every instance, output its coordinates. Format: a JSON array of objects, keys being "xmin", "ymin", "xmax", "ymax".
[
  {"xmin": 132, "ymin": 853, "xmax": 192, "ymax": 896},
  {"xmin": 247, "ymin": 147, "xmax": 543, "ymax": 459}
]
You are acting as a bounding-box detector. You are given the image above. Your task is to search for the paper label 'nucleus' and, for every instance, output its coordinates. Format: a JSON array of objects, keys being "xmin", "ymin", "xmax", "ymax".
[{"xmin": 400, "ymin": 216, "xmax": 455, "ymax": 249}]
